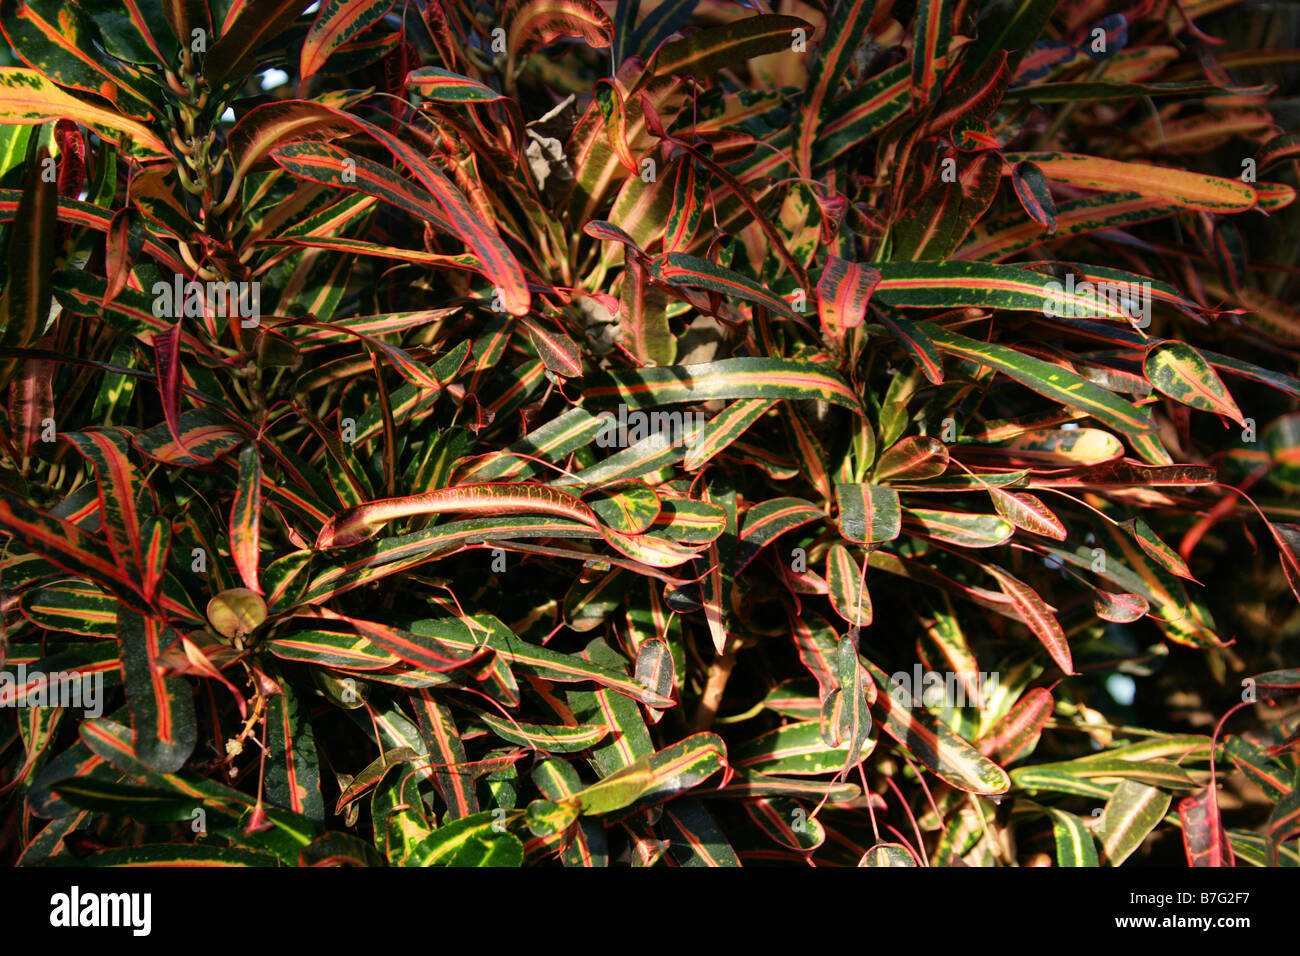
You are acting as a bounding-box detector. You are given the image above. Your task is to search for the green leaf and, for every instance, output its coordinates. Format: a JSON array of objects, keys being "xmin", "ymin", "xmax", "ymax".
[
  {"xmin": 300, "ymin": 0, "xmax": 397, "ymax": 79},
  {"xmin": 860, "ymin": 657, "xmax": 1010, "ymax": 795},
  {"xmin": 735, "ymin": 720, "xmax": 875, "ymax": 776},
  {"xmin": 20, "ymin": 582, "xmax": 118, "ymax": 637},
  {"xmin": 413, "ymin": 810, "xmax": 526, "ymax": 866},
  {"xmin": 1144, "ymin": 341, "xmax": 1245, "ymax": 425},
  {"xmin": 858, "ymin": 843, "xmax": 918, "ymax": 866},
  {"xmin": 265, "ymin": 683, "xmax": 325, "ymax": 823},
  {"xmin": 479, "ymin": 714, "xmax": 610, "ymax": 753},
  {"xmin": 49, "ymin": 778, "xmax": 197, "ymax": 822},
  {"xmin": 116, "ymin": 609, "xmax": 196, "ymax": 772},
  {"xmin": 648, "ymin": 14, "xmax": 811, "ymax": 78},
  {"xmin": 826, "ymin": 544, "xmax": 871, "ymax": 627},
  {"xmin": 1101, "ymin": 780, "xmax": 1172, "ymax": 865},
  {"xmin": 836, "ymin": 483, "xmax": 901, "ymax": 543},
  {"xmin": 406, "ymin": 66, "xmax": 507, "ymax": 103},
  {"xmin": 817, "ymin": 256, "xmax": 880, "ymax": 334},
  {"xmin": 662, "ymin": 798, "xmax": 741, "ymax": 867},
  {"xmin": 904, "ymin": 508, "xmax": 1015, "ymax": 548},
  {"xmin": 1046, "ymin": 807, "xmax": 1100, "ymax": 867},
  {"xmin": 1011, "ymin": 160, "xmax": 1058, "ymax": 232},
  {"xmin": 653, "ymin": 252, "xmax": 797, "ymax": 319},
  {"xmin": 581, "ymin": 357, "xmax": 862, "ymax": 414},
  {"xmin": 917, "ymin": 320, "xmax": 1154, "ymax": 433},
  {"xmin": 0, "ymin": 136, "xmax": 55, "ymax": 351},
  {"xmin": 40, "ymin": 845, "xmax": 279, "ymax": 866}
]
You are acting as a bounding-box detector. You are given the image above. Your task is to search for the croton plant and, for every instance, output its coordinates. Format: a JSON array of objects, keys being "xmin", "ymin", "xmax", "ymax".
[{"xmin": 0, "ymin": 0, "xmax": 1297, "ymax": 869}]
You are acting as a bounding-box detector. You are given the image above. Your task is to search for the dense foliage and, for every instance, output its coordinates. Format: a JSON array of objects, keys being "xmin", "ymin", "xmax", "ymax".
[{"xmin": 0, "ymin": 0, "xmax": 1298, "ymax": 867}]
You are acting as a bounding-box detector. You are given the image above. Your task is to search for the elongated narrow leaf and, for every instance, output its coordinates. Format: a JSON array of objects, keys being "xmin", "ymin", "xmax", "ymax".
[
  {"xmin": 581, "ymin": 357, "xmax": 861, "ymax": 414},
  {"xmin": 733, "ymin": 497, "xmax": 820, "ymax": 573},
  {"xmin": 133, "ymin": 408, "xmax": 248, "ymax": 466},
  {"xmin": 985, "ymin": 565, "xmax": 1073, "ymax": 674},
  {"xmin": 406, "ymin": 66, "xmax": 507, "ymax": 103},
  {"xmin": 521, "ymin": 315, "xmax": 583, "ymax": 377},
  {"xmin": 318, "ymin": 482, "xmax": 600, "ymax": 548},
  {"xmin": 875, "ymin": 436, "xmax": 949, "ymax": 482},
  {"xmin": 455, "ymin": 616, "xmax": 673, "ymax": 708},
  {"xmin": 619, "ymin": 256, "xmax": 674, "ymax": 367},
  {"xmin": 877, "ymin": 260, "xmax": 1134, "ymax": 319},
  {"xmin": 826, "ymin": 544, "xmax": 870, "ymax": 627},
  {"xmin": 648, "ymin": 14, "xmax": 810, "ymax": 78},
  {"xmin": 21, "ymin": 582, "xmax": 118, "ymax": 637},
  {"xmin": 1127, "ymin": 517, "xmax": 1197, "ymax": 583},
  {"xmin": 815, "ymin": 62, "xmax": 910, "ymax": 166},
  {"xmin": 905, "ymin": 508, "xmax": 1014, "ymax": 547},
  {"xmin": 44, "ymin": 845, "xmax": 278, "ymax": 866},
  {"xmin": 1093, "ymin": 588, "xmax": 1149, "ymax": 623},
  {"xmin": 227, "ymin": 101, "xmax": 358, "ymax": 183},
  {"xmin": 61, "ymin": 429, "xmax": 147, "ymax": 593},
  {"xmin": 683, "ymin": 399, "xmax": 774, "ymax": 471},
  {"xmin": 911, "ymin": 0, "xmax": 952, "ymax": 105},
  {"xmin": 1025, "ymin": 460, "xmax": 1214, "ymax": 489},
  {"xmin": 663, "ymin": 156, "xmax": 706, "ymax": 252},
  {"xmin": 413, "ymin": 691, "xmax": 479, "ymax": 820},
  {"xmin": 300, "ymin": 0, "xmax": 396, "ymax": 79},
  {"xmin": 270, "ymin": 140, "xmax": 455, "ymax": 243},
  {"xmin": 1046, "ymin": 807, "xmax": 1100, "ymax": 867},
  {"xmin": 266, "ymin": 629, "xmax": 399, "ymax": 669},
  {"xmin": 575, "ymin": 732, "xmax": 726, "ymax": 815},
  {"xmin": 265, "ymin": 683, "xmax": 324, "ymax": 822},
  {"xmin": 796, "ymin": 0, "xmax": 878, "ymax": 176},
  {"xmin": 265, "ymin": 106, "xmax": 530, "ymax": 314},
  {"xmin": 652, "ymin": 496, "xmax": 727, "ymax": 544},
  {"xmin": 918, "ymin": 321, "xmax": 1153, "ymax": 433},
  {"xmin": 0, "ymin": 0, "xmax": 160, "ymax": 114},
  {"xmin": 978, "ymin": 687, "xmax": 1053, "ymax": 763},
  {"xmin": 1178, "ymin": 786, "xmax": 1233, "ymax": 867},
  {"xmin": 117, "ymin": 609, "xmax": 196, "ymax": 772},
  {"xmin": 0, "ymin": 494, "xmax": 147, "ymax": 609},
  {"xmin": 480, "ymin": 714, "xmax": 608, "ymax": 753},
  {"xmin": 1, "ymin": 141, "xmax": 55, "ymax": 351},
  {"xmin": 1003, "ymin": 151, "xmax": 1258, "ymax": 212},
  {"xmin": 878, "ymin": 312, "xmax": 944, "ymax": 384},
  {"xmin": 653, "ymin": 253, "xmax": 797, "ymax": 319},
  {"xmin": 230, "ymin": 444, "xmax": 263, "ymax": 593}
]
